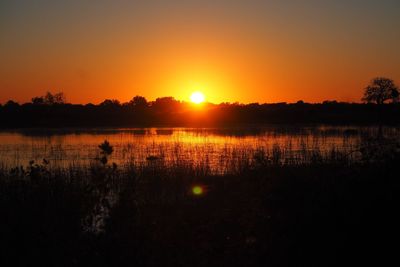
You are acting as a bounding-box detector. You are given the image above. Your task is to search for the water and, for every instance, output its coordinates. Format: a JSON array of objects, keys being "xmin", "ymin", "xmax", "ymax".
[{"xmin": 0, "ymin": 126, "xmax": 398, "ymax": 171}]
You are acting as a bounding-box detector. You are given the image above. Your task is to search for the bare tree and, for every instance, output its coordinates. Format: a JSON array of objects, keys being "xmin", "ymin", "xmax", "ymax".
[
  {"xmin": 44, "ymin": 92, "xmax": 65, "ymax": 105},
  {"xmin": 362, "ymin": 77, "xmax": 399, "ymax": 104},
  {"xmin": 52, "ymin": 92, "xmax": 66, "ymax": 104},
  {"xmin": 32, "ymin": 92, "xmax": 66, "ymax": 105}
]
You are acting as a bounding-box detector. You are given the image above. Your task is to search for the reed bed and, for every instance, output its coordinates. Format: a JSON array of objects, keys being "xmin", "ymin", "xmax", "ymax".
[
  {"xmin": 1, "ymin": 125, "xmax": 399, "ymax": 169},
  {"xmin": 1, "ymin": 130, "xmax": 400, "ymax": 266}
]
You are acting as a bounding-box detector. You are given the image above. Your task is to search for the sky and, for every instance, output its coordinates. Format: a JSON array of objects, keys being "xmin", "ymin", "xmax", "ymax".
[{"xmin": 1, "ymin": 0, "xmax": 399, "ymax": 104}]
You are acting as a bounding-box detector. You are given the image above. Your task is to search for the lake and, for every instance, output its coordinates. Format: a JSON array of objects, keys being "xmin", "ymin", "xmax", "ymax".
[{"xmin": 0, "ymin": 126, "xmax": 398, "ymax": 173}]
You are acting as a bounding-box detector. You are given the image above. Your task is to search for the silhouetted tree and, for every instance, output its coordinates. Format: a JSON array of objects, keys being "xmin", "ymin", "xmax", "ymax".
[
  {"xmin": 152, "ymin": 97, "xmax": 180, "ymax": 111},
  {"xmin": 4, "ymin": 100, "xmax": 19, "ymax": 108},
  {"xmin": 45, "ymin": 92, "xmax": 65, "ymax": 104},
  {"xmin": 100, "ymin": 99, "xmax": 121, "ymax": 107},
  {"xmin": 129, "ymin": 96, "xmax": 148, "ymax": 108},
  {"xmin": 323, "ymin": 100, "xmax": 338, "ymax": 105},
  {"xmin": 32, "ymin": 96, "xmax": 45, "ymax": 105},
  {"xmin": 362, "ymin": 77, "xmax": 399, "ymax": 104},
  {"xmin": 32, "ymin": 92, "xmax": 66, "ymax": 105},
  {"xmin": 2, "ymin": 93, "xmax": 400, "ymax": 128}
]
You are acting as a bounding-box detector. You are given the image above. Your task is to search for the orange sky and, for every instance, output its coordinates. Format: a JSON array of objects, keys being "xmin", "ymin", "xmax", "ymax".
[{"xmin": 1, "ymin": 1, "xmax": 399, "ymax": 104}]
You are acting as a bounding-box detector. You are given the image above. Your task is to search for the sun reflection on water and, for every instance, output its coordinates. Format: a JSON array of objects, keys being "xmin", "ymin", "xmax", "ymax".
[{"xmin": 0, "ymin": 126, "xmax": 394, "ymax": 172}]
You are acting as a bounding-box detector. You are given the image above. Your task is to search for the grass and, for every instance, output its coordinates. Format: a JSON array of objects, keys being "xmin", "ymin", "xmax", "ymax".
[
  {"xmin": 2, "ymin": 125, "xmax": 399, "ymax": 169},
  {"xmin": 1, "ymin": 139, "xmax": 400, "ymax": 266}
]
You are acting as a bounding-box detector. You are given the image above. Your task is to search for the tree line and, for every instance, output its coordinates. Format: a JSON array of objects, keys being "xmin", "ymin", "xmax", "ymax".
[{"xmin": 0, "ymin": 77, "xmax": 399, "ymax": 127}]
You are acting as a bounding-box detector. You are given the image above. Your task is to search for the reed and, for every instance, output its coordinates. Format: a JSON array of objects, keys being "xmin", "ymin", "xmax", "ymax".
[{"xmin": 0, "ymin": 138, "xmax": 399, "ymax": 266}]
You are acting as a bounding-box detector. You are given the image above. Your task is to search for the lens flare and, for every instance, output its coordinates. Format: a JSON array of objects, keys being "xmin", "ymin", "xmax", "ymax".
[{"xmin": 192, "ymin": 185, "xmax": 204, "ymax": 195}]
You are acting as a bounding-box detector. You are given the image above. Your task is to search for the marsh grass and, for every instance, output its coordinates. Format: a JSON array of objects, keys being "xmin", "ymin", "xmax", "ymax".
[
  {"xmin": 1, "ymin": 136, "xmax": 400, "ymax": 266},
  {"xmin": 1, "ymin": 126, "xmax": 399, "ymax": 170}
]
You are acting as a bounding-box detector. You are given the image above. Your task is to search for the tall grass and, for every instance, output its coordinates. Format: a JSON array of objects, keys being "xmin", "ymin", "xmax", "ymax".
[
  {"xmin": 1, "ymin": 126, "xmax": 399, "ymax": 170},
  {"xmin": 1, "ymin": 136, "xmax": 400, "ymax": 266}
]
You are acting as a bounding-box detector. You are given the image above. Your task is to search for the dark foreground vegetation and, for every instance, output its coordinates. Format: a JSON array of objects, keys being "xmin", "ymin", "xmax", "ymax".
[
  {"xmin": 1, "ymin": 98, "xmax": 400, "ymax": 127},
  {"xmin": 1, "ymin": 140, "xmax": 400, "ymax": 266}
]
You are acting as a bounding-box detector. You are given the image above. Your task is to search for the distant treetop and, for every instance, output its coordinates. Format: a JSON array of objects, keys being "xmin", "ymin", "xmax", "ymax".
[
  {"xmin": 129, "ymin": 96, "xmax": 148, "ymax": 108},
  {"xmin": 32, "ymin": 91, "xmax": 66, "ymax": 105},
  {"xmin": 362, "ymin": 77, "xmax": 399, "ymax": 104}
]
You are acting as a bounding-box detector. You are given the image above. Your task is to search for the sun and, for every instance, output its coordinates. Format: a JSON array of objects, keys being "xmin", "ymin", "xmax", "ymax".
[{"xmin": 190, "ymin": 91, "xmax": 205, "ymax": 104}]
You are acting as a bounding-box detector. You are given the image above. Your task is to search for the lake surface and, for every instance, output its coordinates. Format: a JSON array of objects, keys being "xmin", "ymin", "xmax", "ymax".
[{"xmin": 0, "ymin": 126, "xmax": 398, "ymax": 172}]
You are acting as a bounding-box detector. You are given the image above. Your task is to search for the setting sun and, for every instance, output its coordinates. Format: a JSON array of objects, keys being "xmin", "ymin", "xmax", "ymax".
[{"xmin": 190, "ymin": 92, "xmax": 205, "ymax": 104}]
